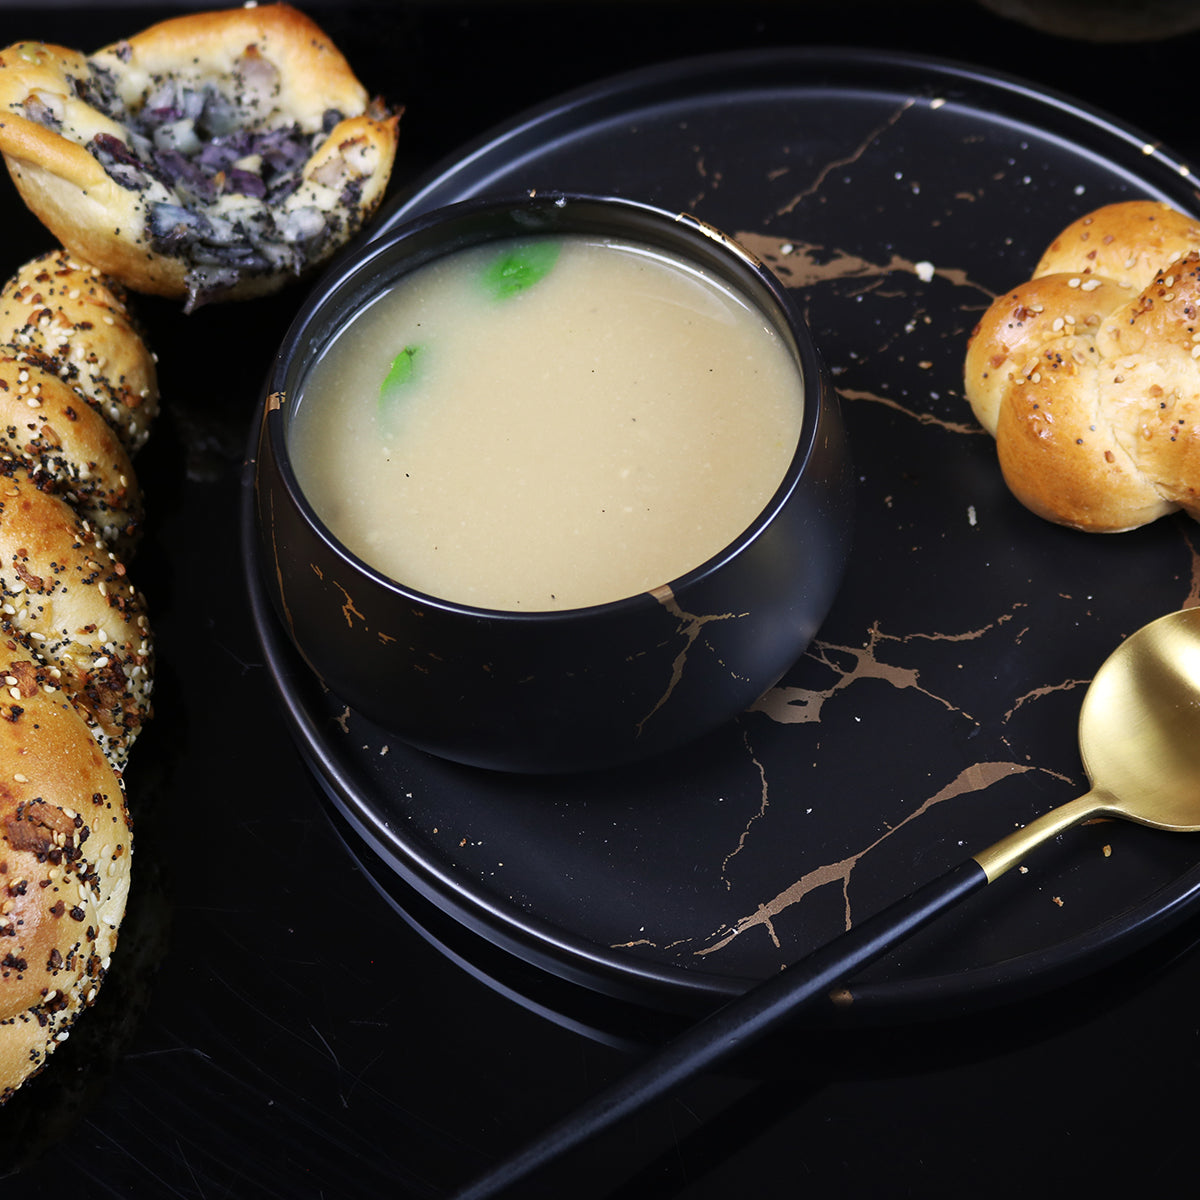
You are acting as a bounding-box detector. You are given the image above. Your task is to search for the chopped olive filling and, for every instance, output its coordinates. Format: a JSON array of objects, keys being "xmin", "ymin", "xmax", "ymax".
[{"xmin": 32, "ymin": 53, "xmax": 361, "ymax": 308}]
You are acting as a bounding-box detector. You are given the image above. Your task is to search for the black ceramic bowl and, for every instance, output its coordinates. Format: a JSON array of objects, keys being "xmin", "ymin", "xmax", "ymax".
[{"xmin": 252, "ymin": 192, "xmax": 853, "ymax": 773}]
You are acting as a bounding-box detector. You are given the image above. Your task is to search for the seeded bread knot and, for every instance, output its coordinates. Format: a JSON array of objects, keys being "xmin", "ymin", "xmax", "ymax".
[
  {"xmin": 964, "ymin": 199, "xmax": 1200, "ymax": 532},
  {"xmin": 0, "ymin": 248, "xmax": 152, "ymax": 1102}
]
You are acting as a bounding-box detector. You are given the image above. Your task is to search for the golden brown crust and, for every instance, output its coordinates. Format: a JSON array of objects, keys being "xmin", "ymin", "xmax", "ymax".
[
  {"xmin": 0, "ymin": 44, "xmax": 116, "ymax": 191},
  {"xmin": 0, "ymin": 352, "xmax": 142, "ymax": 554},
  {"xmin": 89, "ymin": 4, "xmax": 371, "ymax": 129},
  {"xmin": 1034, "ymin": 200, "xmax": 1200, "ymax": 290},
  {"xmin": 964, "ymin": 272, "xmax": 1131, "ymax": 436},
  {"xmin": 0, "ymin": 653, "xmax": 130, "ymax": 1103},
  {"xmin": 992, "ymin": 334, "xmax": 1177, "ymax": 531},
  {"xmin": 0, "ymin": 4, "xmax": 400, "ymax": 308},
  {"xmin": 0, "ymin": 250, "xmax": 159, "ymax": 453},
  {"xmin": 0, "ymin": 467, "xmax": 151, "ymax": 770},
  {"xmin": 964, "ymin": 200, "xmax": 1200, "ymax": 532}
]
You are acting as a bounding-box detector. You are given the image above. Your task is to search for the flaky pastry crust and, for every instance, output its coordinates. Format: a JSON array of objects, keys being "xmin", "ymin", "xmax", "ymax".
[
  {"xmin": 0, "ymin": 4, "xmax": 400, "ymax": 309},
  {"xmin": 964, "ymin": 199, "xmax": 1200, "ymax": 531}
]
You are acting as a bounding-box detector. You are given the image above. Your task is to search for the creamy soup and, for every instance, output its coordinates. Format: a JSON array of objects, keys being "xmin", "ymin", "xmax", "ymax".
[{"xmin": 288, "ymin": 234, "xmax": 805, "ymax": 610}]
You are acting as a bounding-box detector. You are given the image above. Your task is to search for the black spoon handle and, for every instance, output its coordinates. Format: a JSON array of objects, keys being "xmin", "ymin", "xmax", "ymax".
[{"xmin": 451, "ymin": 857, "xmax": 989, "ymax": 1199}]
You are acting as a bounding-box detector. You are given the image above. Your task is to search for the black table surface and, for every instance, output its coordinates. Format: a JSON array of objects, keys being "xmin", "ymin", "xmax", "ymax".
[{"xmin": 3, "ymin": 3, "xmax": 1200, "ymax": 1198}]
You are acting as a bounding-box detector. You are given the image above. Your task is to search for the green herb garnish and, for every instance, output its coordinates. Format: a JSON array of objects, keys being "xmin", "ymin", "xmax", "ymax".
[
  {"xmin": 481, "ymin": 240, "xmax": 561, "ymax": 300},
  {"xmin": 380, "ymin": 344, "xmax": 421, "ymax": 410}
]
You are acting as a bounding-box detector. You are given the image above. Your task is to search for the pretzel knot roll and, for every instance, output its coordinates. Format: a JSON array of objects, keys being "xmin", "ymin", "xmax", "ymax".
[
  {"xmin": 0, "ymin": 649, "xmax": 131, "ymax": 1103},
  {"xmin": 964, "ymin": 200, "xmax": 1200, "ymax": 532},
  {"xmin": 0, "ymin": 3, "xmax": 401, "ymax": 310}
]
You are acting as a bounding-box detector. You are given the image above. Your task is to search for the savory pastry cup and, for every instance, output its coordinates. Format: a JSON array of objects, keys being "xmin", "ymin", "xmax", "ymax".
[{"xmin": 0, "ymin": 4, "xmax": 400, "ymax": 310}]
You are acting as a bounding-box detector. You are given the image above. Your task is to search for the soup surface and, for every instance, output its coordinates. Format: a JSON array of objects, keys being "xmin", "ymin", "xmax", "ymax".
[{"xmin": 289, "ymin": 234, "xmax": 805, "ymax": 610}]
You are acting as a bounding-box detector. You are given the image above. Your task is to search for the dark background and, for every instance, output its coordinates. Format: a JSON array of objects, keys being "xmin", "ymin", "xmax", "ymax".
[{"xmin": 2, "ymin": 3, "xmax": 1200, "ymax": 1198}]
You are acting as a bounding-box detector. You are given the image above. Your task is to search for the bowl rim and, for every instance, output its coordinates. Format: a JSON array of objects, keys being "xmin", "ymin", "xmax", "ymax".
[{"xmin": 261, "ymin": 189, "xmax": 835, "ymax": 623}]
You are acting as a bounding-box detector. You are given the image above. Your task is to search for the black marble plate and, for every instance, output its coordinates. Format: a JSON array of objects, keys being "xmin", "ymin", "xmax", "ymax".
[{"xmin": 243, "ymin": 47, "xmax": 1200, "ymax": 1024}]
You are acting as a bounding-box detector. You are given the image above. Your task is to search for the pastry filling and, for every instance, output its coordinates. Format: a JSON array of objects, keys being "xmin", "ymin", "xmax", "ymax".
[{"xmin": 27, "ymin": 48, "xmax": 372, "ymax": 308}]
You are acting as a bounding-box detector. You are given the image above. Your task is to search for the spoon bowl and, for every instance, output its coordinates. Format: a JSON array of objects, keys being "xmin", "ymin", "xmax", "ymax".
[
  {"xmin": 977, "ymin": 606, "xmax": 1200, "ymax": 881},
  {"xmin": 1081, "ymin": 607, "xmax": 1200, "ymax": 827}
]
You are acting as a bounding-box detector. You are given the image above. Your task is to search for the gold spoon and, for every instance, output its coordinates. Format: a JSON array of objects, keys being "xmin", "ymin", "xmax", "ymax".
[{"xmin": 453, "ymin": 605, "xmax": 1200, "ymax": 1199}]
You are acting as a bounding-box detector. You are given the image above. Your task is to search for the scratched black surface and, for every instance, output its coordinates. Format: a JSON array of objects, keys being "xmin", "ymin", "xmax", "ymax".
[
  {"xmin": 4, "ymin": 5, "xmax": 1200, "ymax": 1199},
  {"xmin": 247, "ymin": 45, "xmax": 1200, "ymax": 1024}
]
